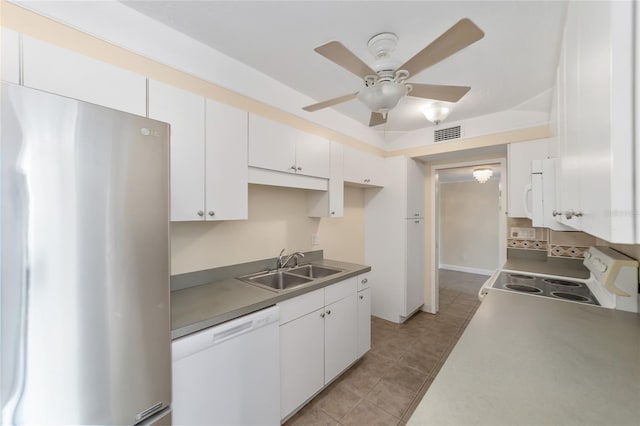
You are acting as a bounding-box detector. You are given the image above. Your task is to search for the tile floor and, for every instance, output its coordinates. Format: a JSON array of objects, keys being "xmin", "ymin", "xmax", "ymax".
[{"xmin": 285, "ymin": 269, "xmax": 488, "ymax": 426}]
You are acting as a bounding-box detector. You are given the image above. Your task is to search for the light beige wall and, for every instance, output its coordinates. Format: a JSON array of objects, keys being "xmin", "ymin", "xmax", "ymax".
[
  {"xmin": 439, "ymin": 180, "xmax": 500, "ymax": 270},
  {"xmin": 170, "ymin": 185, "xmax": 365, "ymax": 274}
]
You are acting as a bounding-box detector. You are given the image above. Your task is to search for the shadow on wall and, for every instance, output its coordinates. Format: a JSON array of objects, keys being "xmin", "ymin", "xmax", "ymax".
[{"xmin": 170, "ymin": 184, "xmax": 366, "ymax": 274}]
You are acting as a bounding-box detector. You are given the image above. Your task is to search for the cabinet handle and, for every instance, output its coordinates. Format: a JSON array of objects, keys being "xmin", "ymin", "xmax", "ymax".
[
  {"xmin": 208, "ymin": 211, "xmax": 215, "ymax": 217},
  {"xmin": 552, "ymin": 210, "xmax": 562, "ymax": 217},
  {"xmin": 359, "ymin": 295, "xmax": 364, "ymax": 300},
  {"xmin": 331, "ymin": 211, "xmax": 335, "ymax": 215},
  {"xmin": 320, "ymin": 313, "xmax": 325, "ymax": 318},
  {"xmin": 564, "ymin": 210, "xmax": 583, "ymax": 220},
  {"xmin": 326, "ymin": 310, "xmax": 331, "ymax": 315},
  {"xmin": 297, "ymin": 167, "xmax": 302, "ymax": 171},
  {"xmin": 361, "ymin": 278, "xmax": 368, "ymax": 284},
  {"xmin": 414, "ymin": 213, "xmax": 419, "ymax": 217},
  {"xmin": 415, "ymin": 220, "xmax": 420, "ymax": 224},
  {"xmin": 364, "ymin": 179, "xmax": 370, "ymax": 183},
  {"xmin": 197, "ymin": 210, "xmax": 204, "ymax": 217},
  {"xmin": 290, "ymin": 165, "xmax": 297, "ymax": 171}
]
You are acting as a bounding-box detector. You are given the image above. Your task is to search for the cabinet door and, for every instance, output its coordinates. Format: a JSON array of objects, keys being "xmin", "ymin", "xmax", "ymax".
[
  {"xmin": 148, "ymin": 80, "xmax": 205, "ymax": 221},
  {"xmin": 405, "ymin": 218, "xmax": 425, "ymax": 316},
  {"xmin": 343, "ymin": 145, "xmax": 385, "ymax": 187},
  {"xmin": 357, "ymin": 288, "xmax": 371, "ymax": 358},
  {"xmin": 324, "ymin": 294, "xmax": 358, "ymax": 384},
  {"xmin": 205, "ymin": 99, "xmax": 248, "ymax": 221},
  {"xmin": 280, "ymin": 308, "xmax": 325, "ymax": 420},
  {"xmin": 248, "ymin": 114, "xmax": 297, "ymax": 173},
  {"xmin": 507, "ymin": 140, "xmax": 549, "ymax": 218},
  {"xmin": 406, "ymin": 158, "xmax": 425, "ymax": 218},
  {"xmin": 22, "ymin": 36, "xmax": 146, "ymax": 116},
  {"xmin": 1, "ymin": 28, "xmax": 20, "ymax": 84},
  {"xmin": 329, "ymin": 141, "xmax": 345, "ymax": 217},
  {"xmin": 295, "ymin": 134, "xmax": 330, "ymax": 178}
]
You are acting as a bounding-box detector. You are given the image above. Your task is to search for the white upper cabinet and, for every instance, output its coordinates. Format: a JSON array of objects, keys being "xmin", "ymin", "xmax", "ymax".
[
  {"xmin": 149, "ymin": 80, "xmax": 248, "ymax": 222},
  {"xmin": 406, "ymin": 158, "xmax": 425, "ymax": 218},
  {"xmin": 1, "ymin": 28, "xmax": 20, "ymax": 84},
  {"xmin": 248, "ymin": 114, "xmax": 330, "ymax": 178},
  {"xmin": 343, "ymin": 145, "xmax": 386, "ymax": 187},
  {"xmin": 149, "ymin": 80, "xmax": 206, "ymax": 222},
  {"xmin": 22, "ymin": 36, "xmax": 146, "ymax": 116},
  {"xmin": 205, "ymin": 99, "xmax": 248, "ymax": 221},
  {"xmin": 307, "ymin": 141, "xmax": 344, "ymax": 218},
  {"xmin": 554, "ymin": 1, "xmax": 637, "ymax": 243},
  {"xmin": 507, "ymin": 139, "xmax": 549, "ymax": 218}
]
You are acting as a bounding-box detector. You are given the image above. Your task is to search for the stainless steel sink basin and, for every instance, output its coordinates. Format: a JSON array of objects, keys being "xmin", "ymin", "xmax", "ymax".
[
  {"xmin": 238, "ymin": 270, "xmax": 313, "ymax": 292},
  {"xmin": 237, "ymin": 263, "xmax": 343, "ymax": 292},
  {"xmin": 287, "ymin": 264, "xmax": 342, "ymax": 279}
]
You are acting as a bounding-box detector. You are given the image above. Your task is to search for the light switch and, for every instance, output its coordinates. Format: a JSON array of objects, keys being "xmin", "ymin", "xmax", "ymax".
[{"xmin": 311, "ymin": 233, "xmax": 320, "ymax": 245}]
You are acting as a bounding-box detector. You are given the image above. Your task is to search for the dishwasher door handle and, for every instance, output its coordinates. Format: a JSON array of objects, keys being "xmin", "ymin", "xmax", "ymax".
[{"xmin": 212, "ymin": 321, "xmax": 253, "ymax": 344}]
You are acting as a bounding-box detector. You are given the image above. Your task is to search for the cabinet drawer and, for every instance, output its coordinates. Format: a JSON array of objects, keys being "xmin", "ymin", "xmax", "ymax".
[
  {"xmin": 277, "ymin": 288, "xmax": 324, "ymax": 325},
  {"xmin": 357, "ymin": 273, "xmax": 371, "ymax": 291},
  {"xmin": 325, "ymin": 277, "xmax": 357, "ymax": 305}
]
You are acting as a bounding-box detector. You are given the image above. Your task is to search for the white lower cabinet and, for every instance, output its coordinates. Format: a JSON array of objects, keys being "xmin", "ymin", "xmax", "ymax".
[
  {"xmin": 278, "ymin": 276, "xmax": 365, "ymax": 420},
  {"xmin": 357, "ymin": 286, "xmax": 371, "ymax": 358},
  {"xmin": 280, "ymin": 307, "xmax": 325, "ymax": 419},
  {"xmin": 324, "ymin": 293, "xmax": 358, "ymax": 382}
]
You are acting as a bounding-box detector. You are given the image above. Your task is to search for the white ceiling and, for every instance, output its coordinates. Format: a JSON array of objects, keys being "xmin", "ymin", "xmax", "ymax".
[{"xmin": 120, "ymin": 1, "xmax": 567, "ymax": 136}]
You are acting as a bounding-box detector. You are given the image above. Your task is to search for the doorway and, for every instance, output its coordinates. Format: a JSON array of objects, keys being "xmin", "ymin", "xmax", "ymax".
[{"xmin": 427, "ymin": 158, "xmax": 506, "ymax": 313}]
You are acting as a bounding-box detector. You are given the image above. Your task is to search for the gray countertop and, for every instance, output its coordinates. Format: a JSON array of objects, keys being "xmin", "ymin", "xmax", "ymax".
[
  {"xmin": 503, "ymin": 249, "xmax": 590, "ymax": 279},
  {"xmin": 171, "ymin": 258, "xmax": 370, "ymax": 339},
  {"xmin": 408, "ymin": 291, "xmax": 640, "ymax": 425}
]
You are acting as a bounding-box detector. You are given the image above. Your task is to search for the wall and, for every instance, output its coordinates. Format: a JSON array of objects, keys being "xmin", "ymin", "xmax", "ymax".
[
  {"xmin": 439, "ymin": 179, "xmax": 500, "ymax": 273},
  {"xmin": 170, "ymin": 185, "xmax": 365, "ymax": 274}
]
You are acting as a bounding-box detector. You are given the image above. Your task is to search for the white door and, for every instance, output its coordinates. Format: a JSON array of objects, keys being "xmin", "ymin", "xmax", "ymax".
[
  {"xmin": 280, "ymin": 309, "xmax": 325, "ymax": 420},
  {"xmin": 248, "ymin": 114, "xmax": 297, "ymax": 173},
  {"xmin": 148, "ymin": 80, "xmax": 206, "ymax": 221},
  {"xmin": 295, "ymin": 134, "xmax": 330, "ymax": 178},
  {"xmin": 357, "ymin": 288, "xmax": 371, "ymax": 358},
  {"xmin": 205, "ymin": 99, "xmax": 248, "ymax": 221},
  {"xmin": 405, "ymin": 218, "xmax": 425, "ymax": 316},
  {"xmin": 324, "ymin": 294, "xmax": 358, "ymax": 383},
  {"xmin": 329, "ymin": 141, "xmax": 344, "ymax": 217}
]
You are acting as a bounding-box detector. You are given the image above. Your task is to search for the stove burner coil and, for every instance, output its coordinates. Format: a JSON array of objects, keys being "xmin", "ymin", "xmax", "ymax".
[
  {"xmin": 505, "ymin": 283, "xmax": 543, "ymax": 294},
  {"xmin": 543, "ymin": 278, "xmax": 582, "ymax": 287},
  {"xmin": 550, "ymin": 291, "xmax": 592, "ymax": 302},
  {"xmin": 508, "ymin": 274, "xmax": 535, "ymax": 280}
]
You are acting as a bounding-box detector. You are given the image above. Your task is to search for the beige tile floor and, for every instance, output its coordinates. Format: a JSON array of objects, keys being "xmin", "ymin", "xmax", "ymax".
[{"xmin": 285, "ymin": 269, "xmax": 487, "ymax": 426}]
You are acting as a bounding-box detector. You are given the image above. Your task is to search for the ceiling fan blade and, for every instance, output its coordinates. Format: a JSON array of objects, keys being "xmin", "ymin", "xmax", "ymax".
[
  {"xmin": 303, "ymin": 92, "xmax": 359, "ymax": 112},
  {"xmin": 399, "ymin": 18, "xmax": 484, "ymax": 78},
  {"xmin": 369, "ymin": 112, "xmax": 387, "ymax": 127},
  {"xmin": 408, "ymin": 83, "xmax": 471, "ymax": 102},
  {"xmin": 315, "ymin": 41, "xmax": 376, "ymax": 79}
]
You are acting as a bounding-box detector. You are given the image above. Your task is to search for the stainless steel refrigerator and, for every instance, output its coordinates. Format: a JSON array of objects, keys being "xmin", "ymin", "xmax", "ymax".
[{"xmin": 1, "ymin": 82, "xmax": 172, "ymax": 425}]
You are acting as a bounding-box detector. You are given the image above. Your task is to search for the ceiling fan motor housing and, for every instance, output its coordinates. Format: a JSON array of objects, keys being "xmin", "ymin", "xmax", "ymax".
[{"xmin": 368, "ymin": 32, "xmax": 402, "ymax": 73}]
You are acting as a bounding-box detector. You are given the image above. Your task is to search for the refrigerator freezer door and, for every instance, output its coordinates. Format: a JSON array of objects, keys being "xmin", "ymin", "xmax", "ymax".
[{"xmin": 1, "ymin": 83, "xmax": 171, "ymax": 425}]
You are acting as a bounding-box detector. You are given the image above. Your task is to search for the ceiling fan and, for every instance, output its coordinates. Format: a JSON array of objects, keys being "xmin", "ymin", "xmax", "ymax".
[{"xmin": 303, "ymin": 19, "xmax": 484, "ymax": 127}]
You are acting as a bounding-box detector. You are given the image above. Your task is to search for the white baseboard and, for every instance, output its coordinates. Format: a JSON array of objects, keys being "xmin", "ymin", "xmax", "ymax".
[
  {"xmin": 439, "ymin": 264, "xmax": 493, "ymax": 276},
  {"xmin": 421, "ymin": 304, "xmax": 436, "ymax": 314}
]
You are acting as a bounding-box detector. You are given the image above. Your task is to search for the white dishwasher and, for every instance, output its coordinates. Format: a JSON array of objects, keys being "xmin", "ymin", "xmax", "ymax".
[{"xmin": 172, "ymin": 306, "xmax": 280, "ymax": 426}]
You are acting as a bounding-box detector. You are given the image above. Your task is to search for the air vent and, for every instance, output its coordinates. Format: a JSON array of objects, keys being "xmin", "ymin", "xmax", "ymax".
[{"xmin": 434, "ymin": 125, "xmax": 461, "ymax": 142}]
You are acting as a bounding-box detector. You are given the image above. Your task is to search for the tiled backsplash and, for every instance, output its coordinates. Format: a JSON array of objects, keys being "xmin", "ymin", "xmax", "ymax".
[{"xmin": 507, "ymin": 218, "xmax": 595, "ymax": 259}]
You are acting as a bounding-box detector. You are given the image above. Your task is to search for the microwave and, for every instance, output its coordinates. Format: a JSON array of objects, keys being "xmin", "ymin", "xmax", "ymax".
[{"xmin": 524, "ymin": 158, "xmax": 576, "ymax": 231}]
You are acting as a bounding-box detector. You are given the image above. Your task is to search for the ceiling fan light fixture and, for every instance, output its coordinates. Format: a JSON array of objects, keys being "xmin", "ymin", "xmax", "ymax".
[
  {"xmin": 422, "ymin": 103, "xmax": 451, "ymax": 125},
  {"xmin": 357, "ymin": 81, "xmax": 408, "ymax": 113},
  {"xmin": 473, "ymin": 168, "xmax": 493, "ymax": 183}
]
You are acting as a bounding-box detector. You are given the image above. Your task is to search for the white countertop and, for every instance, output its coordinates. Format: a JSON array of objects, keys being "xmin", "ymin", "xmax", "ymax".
[{"xmin": 408, "ymin": 290, "xmax": 640, "ymax": 426}]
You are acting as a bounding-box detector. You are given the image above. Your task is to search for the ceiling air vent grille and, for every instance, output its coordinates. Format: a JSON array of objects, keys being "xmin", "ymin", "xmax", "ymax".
[{"xmin": 434, "ymin": 125, "xmax": 461, "ymax": 142}]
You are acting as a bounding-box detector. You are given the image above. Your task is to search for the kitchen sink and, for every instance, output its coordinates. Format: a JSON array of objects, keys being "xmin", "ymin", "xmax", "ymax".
[
  {"xmin": 237, "ymin": 264, "xmax": 343, "ymax": 292},
  {"xmin": 238, "ymin": 270, "xmax": 313, "ymax": 292},
  {"xmin": 287, "ymin": 264, "xmax": 342, "ymax": 279}
]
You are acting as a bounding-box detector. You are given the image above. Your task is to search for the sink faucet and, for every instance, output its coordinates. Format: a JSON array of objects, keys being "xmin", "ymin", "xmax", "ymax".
[{"xmin": 277, "ymin": 249, "xmax": 305, "ymax": 269}]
